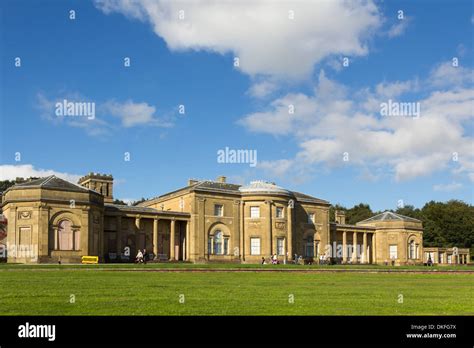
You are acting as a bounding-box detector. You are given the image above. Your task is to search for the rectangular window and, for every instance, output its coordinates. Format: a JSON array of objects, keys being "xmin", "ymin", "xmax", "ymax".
[
  {"xmin": 214, "ymin": 204, "xmax": 224, "ymax": 217},
  {"xmin": 224, "ymin": 238, "xmax": 229, "ymax": 255},
  {"xmin": 389, "ymin": 245, "xmax": 398, "ymax": 259},
  {"xmin": 276, "ymin": 207, "xmax": 284, "ymax": 218},
  {"xmin": 277, "ymin": 238, "xmax": 285, "ymax": 256},
  {"xmin": 308, "ymin": 213, "xmax": 315, "ymax": 224},
  {"xmin": 250, "ymin": 238, "xmax": 260, "ymax": 255},
  {"xmin": 250, "ymin": 206, "xmax": 260, "ymax": 218}
]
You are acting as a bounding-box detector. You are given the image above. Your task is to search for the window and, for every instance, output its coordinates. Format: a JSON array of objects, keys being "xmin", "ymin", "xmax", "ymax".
[
  {"xmin": 277, "ymin": 238, "xmax": 285, "ymax": 256},
  {"xmin": 308, "ymin": 213, "xmax": 315, "ymax": 224},
  {"xmin": 409, "ymin": 240, "xmax": 415, "ymax": 259},
  {"xmin": 224, "ymin": 238, "xmax": 229, "ymax": 255},
  {"xmin": 214, "ymin": 231, "xmax": 223, "ymax": 254},
  {"xmin": 250, "ymin": 206, "xmax": 260, "ymax": 218},
  {"xmin": 389, "ymin": 245, "xmax": 397, "ymax": 259},
  {"xmin": 208, "ymin": 230, "xmax": 229, "ymax": 255},
  {"xmin": 250, "ymin": 238, "xmax": 260, "ymax": 255},
  {"xmin": 214, "ymin": 204, "xmax": 224, "ymax": 217},
  {"xmin": 276, "ymin": 207, "xmax": 284, "ymax": 218},
  {"xmin": 305, "ymin": 236, "xmax": 314, "ymax": 257}
]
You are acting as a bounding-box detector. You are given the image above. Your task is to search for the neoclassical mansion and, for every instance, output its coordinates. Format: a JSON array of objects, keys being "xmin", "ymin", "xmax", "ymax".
[{"xmin": 0, "ymin": 173, "xmax": 469, "ymax": 265}]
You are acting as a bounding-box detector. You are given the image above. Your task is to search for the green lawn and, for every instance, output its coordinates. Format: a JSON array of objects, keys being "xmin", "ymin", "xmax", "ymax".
[{"xmin": 0, "ymin": 264, "xmax": 472, "ymax": 315}]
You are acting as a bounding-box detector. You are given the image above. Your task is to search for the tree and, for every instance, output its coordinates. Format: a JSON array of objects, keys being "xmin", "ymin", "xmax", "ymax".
[{"xmin": 345, "ymin": 203, "xmax": 373, "ymax": 225}]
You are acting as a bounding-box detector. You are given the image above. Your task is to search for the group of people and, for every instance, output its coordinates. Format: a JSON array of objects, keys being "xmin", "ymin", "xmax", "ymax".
[
  {"xmin": 261, "ymin": 254, "xmax": 280, "ymax": 265},
  {"xmin": 135, "ymin": 249, "xmax": 148, "ymax": 264}
]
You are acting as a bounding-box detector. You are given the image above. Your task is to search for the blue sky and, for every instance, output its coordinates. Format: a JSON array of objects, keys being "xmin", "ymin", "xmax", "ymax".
[{"xmin": 1, "ymin": 0, "xmax": 473, "ymax": 210}]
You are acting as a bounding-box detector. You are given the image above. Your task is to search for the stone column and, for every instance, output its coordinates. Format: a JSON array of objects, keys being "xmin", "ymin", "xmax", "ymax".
[
  {"xmin": 185, "ymin": 221, "xmax": 190, "ymax": 261},
  {"xmin": 342, "ymin": 231, "xmax": 347, "ymax": 263},
  {"xmin": 240, "ymin": 201, "xmax": 245, "ymax": 261},
  {"xmin": 352, "ymin": 232, "xmax": 357, "ymax": 263},
  {"xmin": 363, "ymin": 232, "xmax": 367, "ymax": 264},
  {"xmin": 116, "ymin": 216, "xmax": 122, "ymax": 254},
  {"xmin": 170, "ymin": 219, "xmax": 176, "ymax": 261},
  {"xmin": 372, "ymin": 234, "xmax": 377, "ymax": 264},
  {"xmin": 153, "ymin": 218, "xmax": 159, "ymax": 259},
  {"xmin": 135, "ymin": 215, "xmax": 141, "ymax": 230},
  {"xmin": 53, "ymin": 227, "xmax": 59, "ymax": 250},
  {"xmin": 266, "ymin": 200, "xmax": 273, "ymax": 256},
  {"xmin": 287, "ymin": 200, "xmax": 294, "ymax": 261}
]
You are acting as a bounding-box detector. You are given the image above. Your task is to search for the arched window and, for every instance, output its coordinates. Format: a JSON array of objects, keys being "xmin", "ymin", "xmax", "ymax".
[
  {"xmin": 208, "ymin": 230, "xmax": 229, "ymax": 255},
  {"xmin": 214, "ymin": 231, "xmax": 222, "ymax": 255},
  {"xmin": 57, "ymin": 220, "xmax": 80, "ymax": 251},
  {"xmin": 409, "ymin": 240, "xmax": 415, "ymax": 259},
  {"xmin": 305, "ymin": 236, "xmax": 314, "ymax": 257}
]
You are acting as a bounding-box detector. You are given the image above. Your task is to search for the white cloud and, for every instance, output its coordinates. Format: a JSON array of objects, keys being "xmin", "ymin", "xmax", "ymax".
[
  {"xmin": 94, "ymin": 0, "xmax": 382, "ymax": 80},
  {"xmin": 238, "ymin": 65, "xmax": 474, "ymax": 182},
  {"xmin": 102, "ymin": 99, "xmax": 170, "ymax": 127},
  {"xmin": 0, "ymin": 165, "xmax": 81, "ymax": 184},
  {"xmin": 247, "ymin": 80, "xmax": 278, "ymax": 99},
  {"xmin": 36, "ymin": 93, "xmax": 173, "ymax": 136},
  {"xmin": 428, "ymin": 62, "xmax": 473, "ymax": 88},
  {"xmin": 433, "ymin": 182, "xmax": 463, "ymax": 192},
  {"xmin": 386, "ymin": 18, "xmax": 411, "ymax": 38}
]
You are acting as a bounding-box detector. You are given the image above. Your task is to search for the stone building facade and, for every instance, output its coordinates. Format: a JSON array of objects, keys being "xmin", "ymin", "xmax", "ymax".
[{"xmin": 1, "ymin": 173, "xmax": 470, "ymax": 265}]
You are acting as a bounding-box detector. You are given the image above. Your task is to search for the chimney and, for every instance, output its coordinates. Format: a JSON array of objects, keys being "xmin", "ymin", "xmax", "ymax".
[
  {"xmin": 335, "ymin": 210, "xmax": 346, "ymax": 225},
  {"xmin": 188, "ymin": 179, "xmax": 198, "ymax": 186},
  {"xmin": 217, "ymin": 176, "xmax": 226, "ymax": 183}
]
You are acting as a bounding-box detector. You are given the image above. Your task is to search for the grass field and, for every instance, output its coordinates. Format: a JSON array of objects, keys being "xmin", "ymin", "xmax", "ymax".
[{"xmin": 0, "ymin": 264, "xmax": 472, "ymax": 315}]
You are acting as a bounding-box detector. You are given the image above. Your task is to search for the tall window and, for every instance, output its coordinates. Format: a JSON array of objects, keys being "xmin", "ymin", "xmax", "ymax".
[
  {"xmin": 409, "ymin": 240, "xmax": 415, "ymax": 259},
  {"xmin": 208, "ymin": 230, "xmax": 229, "ymax": 255},
  {"xmin": 58, "ymin": 220, "xmax": 79, "ymax": 251},
  {"xmin": 277, "ymin": 238, "xmax": 285, "ymax": 256},
  {"xmin": 389, "ymin": 245, "xmax": 398, "ymax": 259},
  {"xmin": 308, "ymin": 213, "xmax": 315, "ymax": 224},
  {"xmin": 250, "ymin": 238, "xmax": 260, "ymax": 255},
  {"xmin": 214, "ymin": 204, "xmax": 224, "ymax": 217},
  {"xmin": 276, "ymin": 207, "xmax": 284, "ymax": 218},
  {"xmin": 305, "ymin": 236, "xmax": 314, "ymax": 257},
  {"xmin": 250, "ymin": 206, "xmax": 260, "ymax": 218},
  {"xmin": 214, "ymin": 231, "xmax": 223, "ymax": 254}
]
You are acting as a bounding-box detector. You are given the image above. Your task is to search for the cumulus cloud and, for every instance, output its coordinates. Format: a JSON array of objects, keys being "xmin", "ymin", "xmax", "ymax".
[
  {"xmin": 0, "ymin": 164, "xmax": 81, "ymax": 184},
  {"xmin": 94, "ymin": 0, "xmax": 382, "ymax": 80},
  {"xmin": 428, "ymin": 62, "xmax": 473, "ymax": 88},
  {"xmin": 36, "ymin": 93, "xmax": 173, "ymax": 136},
  {"xmin": 433, "ymin": 182, "xmax": 463, "ymax": 192},
  {"xmin": 102, "ymin": 99, "xmax": 171, "ymax": 127},
  {"xmin": 386, "ymin": 17, "xmax": 411, "ymax": 38},
  {"xmin": 247, "ymin": 80, "xmax": 279, "ymax": 99},
  {"xmin": 239, "ymin": 66, "xmax": 474, "ymax": 182}
]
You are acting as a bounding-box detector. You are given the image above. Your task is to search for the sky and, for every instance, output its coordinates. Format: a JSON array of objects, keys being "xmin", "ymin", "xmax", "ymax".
[{"xmin": 0, "ymin": 0, "xmax": 473, "ymax": 210}]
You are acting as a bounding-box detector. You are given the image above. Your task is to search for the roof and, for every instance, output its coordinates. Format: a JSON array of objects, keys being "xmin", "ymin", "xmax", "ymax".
[
  {"xmin": 105, "ymin": 204, "xmax": 190, "ymax": 217},
  {"xmin": 144, "ymin": 179, "xmax": 328, "ymax": 205},
  {"xmin": 239, "ymin": 181, "xmax": 290, "ymax": 195},
  {"xmin": 7, "ymin": 175, "xmax": 93, "ymax": 194},
  {"xmin": 292, "ymin": 191, "xmax": 330, "ymax": 204},
  {"xmin": 357, "ymin": 211, "xmax": 421, "ymax": 223}
]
